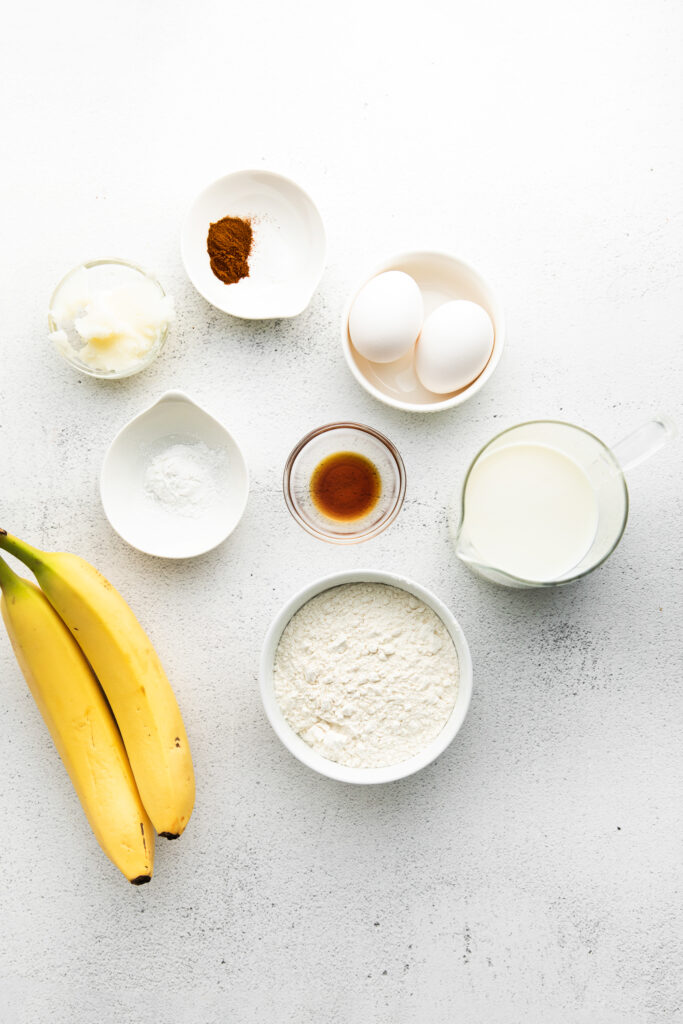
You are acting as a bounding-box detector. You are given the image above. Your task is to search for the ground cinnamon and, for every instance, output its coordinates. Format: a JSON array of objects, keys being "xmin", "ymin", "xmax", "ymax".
[{"xmin": 206, "ymin": 216, "xmax": 253, "ymax": 285}]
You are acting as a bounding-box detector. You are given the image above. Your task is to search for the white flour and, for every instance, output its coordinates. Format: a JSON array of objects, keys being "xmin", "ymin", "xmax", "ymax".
[
  {"xmin": 273, "ymin": 583, "xmax": 459, "ymax": 769},
  {"xmin": 144, "ymin": 441, "xmax": 225, "ymax": 517}
]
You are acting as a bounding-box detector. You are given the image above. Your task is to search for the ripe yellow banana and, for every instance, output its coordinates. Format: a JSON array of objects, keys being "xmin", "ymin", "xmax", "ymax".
[
  {"xmin": 0, "ymin": 556, "xmax": 154, "ymax": 884},
  {"xmin": 0, "ymin": 531, "xmax": 195, "ymax": 839}
]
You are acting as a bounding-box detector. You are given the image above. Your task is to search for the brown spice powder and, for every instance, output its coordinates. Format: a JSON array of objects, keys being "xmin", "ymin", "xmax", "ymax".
[{"xmin": 207, "ymin": 215, "xmax": 253, "ymax": 285}]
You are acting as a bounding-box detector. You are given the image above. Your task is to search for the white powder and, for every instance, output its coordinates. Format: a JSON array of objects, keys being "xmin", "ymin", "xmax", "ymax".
[
  {"xmin": 144, "ymin": 441, "xmax": 225, "ymax": 517},
  {"xmin": 273, "ymin": 583, "xmax": 459, "ymax": 769}
]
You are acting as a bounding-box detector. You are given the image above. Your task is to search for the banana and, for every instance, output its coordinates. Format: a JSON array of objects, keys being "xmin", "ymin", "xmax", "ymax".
[
  {"xmin": 0, "ymin": 556, "xmax": 154, "ymax": 884},
  {"xmin": 0, "ymin": 531, "xmax": 195, "ymax": 839}
]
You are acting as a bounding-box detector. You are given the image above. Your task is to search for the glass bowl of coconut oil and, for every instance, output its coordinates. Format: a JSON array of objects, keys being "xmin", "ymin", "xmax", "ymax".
[{"xmin": 48, "ymin": 258, "xmax": 173, "ymax": 379}]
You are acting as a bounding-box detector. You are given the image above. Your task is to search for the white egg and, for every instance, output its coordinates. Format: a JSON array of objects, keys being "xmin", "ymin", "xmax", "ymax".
[
  {"xmin": 415, "ymin": 300, "xmax": 494, "ymax": 394},
  {"xmin": 348, "ymin": 271, "xmax": 423, "ymax": 363}
]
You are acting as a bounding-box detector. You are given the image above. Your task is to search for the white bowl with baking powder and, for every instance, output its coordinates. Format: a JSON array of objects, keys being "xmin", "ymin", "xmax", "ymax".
[
  {"xmin": 260, "ymin": 570, "xmax": 473, "ymax": 784},
  {"xmin": 101, "ymin": 390, "xmax": 249, "ymax": 559}
]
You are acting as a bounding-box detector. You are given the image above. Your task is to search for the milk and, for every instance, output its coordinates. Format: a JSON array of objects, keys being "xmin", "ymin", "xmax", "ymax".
[{"xmin": 462, "ymin": 443, "xmax": 599, "ymax": 582}]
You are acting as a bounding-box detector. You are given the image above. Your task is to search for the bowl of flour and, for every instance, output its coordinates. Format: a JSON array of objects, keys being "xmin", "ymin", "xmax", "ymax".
[{"xmin": 260, "ymin": 571, "xmax": 473, "ymax": 784}]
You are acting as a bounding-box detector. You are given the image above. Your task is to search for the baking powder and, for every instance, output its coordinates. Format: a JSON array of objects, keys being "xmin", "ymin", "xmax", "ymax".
[
  {"xmin": 144, "ymin": 441, "xmax": 225, "ymax": 517},
  {"xmin": 273, "ymin": 583, "xmax": 459, "ymax": 769}
]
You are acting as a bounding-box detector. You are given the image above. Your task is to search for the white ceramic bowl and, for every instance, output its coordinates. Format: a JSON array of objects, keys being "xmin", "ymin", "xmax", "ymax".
[
  {"xmin": 101, "ymin": 391, "xmax": 249, "ymax": 558},
  {"xmin": 260, "ymin": 570, "xmax": 473, "ymax": 784},
  {"xmin": 341, "ymin": 251, "xmax": 505, "ymax": 412},
  {"xmin": 181, "ymin": 169, "xmax": 326, "ymax": 319}
]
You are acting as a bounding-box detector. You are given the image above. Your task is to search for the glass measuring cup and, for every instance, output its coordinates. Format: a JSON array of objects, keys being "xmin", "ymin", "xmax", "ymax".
[{"xmin": 451, "ymin": 417, "xmax": 675, "ymax": 588}]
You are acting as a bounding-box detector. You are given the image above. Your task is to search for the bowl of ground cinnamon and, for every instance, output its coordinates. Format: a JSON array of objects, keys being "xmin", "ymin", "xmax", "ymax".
[{"xmin": 181, "ymin": 169, "xmax": 326, "ymax": 320}]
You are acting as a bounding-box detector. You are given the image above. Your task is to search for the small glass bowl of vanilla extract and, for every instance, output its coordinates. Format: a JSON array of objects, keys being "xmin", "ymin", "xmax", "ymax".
[{"xmin": 283, "ymin": 423, "xmax": 406, "ymax": 543}]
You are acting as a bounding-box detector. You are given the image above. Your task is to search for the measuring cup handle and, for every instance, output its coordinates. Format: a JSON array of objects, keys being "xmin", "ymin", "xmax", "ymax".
[{"xmin": 610, "ymin": 414, "xmax": 677, "ymax": 473}]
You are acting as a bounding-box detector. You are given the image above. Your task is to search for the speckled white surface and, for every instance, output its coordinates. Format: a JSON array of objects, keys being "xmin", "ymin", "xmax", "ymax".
[{"xmin": 1, "ymin": 2, "xmax": 682, "ymax": 1021}]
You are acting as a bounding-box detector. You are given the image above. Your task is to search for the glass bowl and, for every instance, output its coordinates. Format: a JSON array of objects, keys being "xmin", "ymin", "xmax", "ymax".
[
  {"xmin": 47, "ymin": 258, "xmax": 171, "ymax": 380},
  {"xmin": 283, "ymin": 422, "xmax": 406, "ymax": 544}
]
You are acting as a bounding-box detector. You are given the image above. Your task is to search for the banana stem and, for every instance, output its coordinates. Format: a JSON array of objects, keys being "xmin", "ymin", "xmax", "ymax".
[
  {"xmin": 0, "ymin": 554, "xmax": 22, "ymax": 593},
  {"xmin": 0, "ymin": 531, "xmax": 44, "ymax": 574}
]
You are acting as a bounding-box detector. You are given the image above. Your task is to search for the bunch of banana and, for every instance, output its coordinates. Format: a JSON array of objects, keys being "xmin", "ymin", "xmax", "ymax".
[{"xmin": 0, "ymin": 529, "xmax": 195, "ymax": 884}]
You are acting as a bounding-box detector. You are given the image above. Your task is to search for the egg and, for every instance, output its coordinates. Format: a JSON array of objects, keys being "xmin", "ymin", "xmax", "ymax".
[
  {"xmin": 415, "ymin": 300, "xmax": 494, "ymax": 394},
  {"xmin": 348, "ymin": 271, "xmax": 423, "ymax": 363}
]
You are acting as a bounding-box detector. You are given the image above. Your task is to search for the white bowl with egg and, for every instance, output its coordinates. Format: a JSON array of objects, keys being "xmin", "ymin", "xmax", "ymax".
[
  {"xmin": 260, "ymin": 570, "xmax": 473, "ymax": 784},
  {"xmin": 100, "ymin": 390, "xmax": 249, "ymax": 558},
  {"xmin": 341, "ymin": 251, "xmax": 505, "ymax": 412},
  {"xmin": 181, "ymin": 169, "xmax": 326, "ymax": 319}
]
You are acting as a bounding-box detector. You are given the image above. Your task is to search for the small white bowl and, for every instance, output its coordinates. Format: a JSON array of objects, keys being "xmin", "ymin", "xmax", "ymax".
[
  {"xmin": 260, "ymin": 570, "xmax": 473, "ymax": 784},
  {"xmin": 101, "ymin": 391, "xmax": 249, "ymax": 558},
  {"xmin": 341, "ymin": 251, "xmax": 505, "ymax": 413},
  {"xmin": 181, "ymin": 169, "xmax": 326, "ymax": 319}
]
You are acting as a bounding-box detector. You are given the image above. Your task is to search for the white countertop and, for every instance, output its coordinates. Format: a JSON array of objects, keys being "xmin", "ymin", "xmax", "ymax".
[{"xmin": 1, "ymin": 1, "xmax": 681, "ymax": 1021}]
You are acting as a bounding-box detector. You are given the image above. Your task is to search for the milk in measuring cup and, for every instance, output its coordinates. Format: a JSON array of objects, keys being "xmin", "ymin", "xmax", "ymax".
[{"xmin": 463, "ymin": 443, "xmax": 599, "ymax": 582}]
